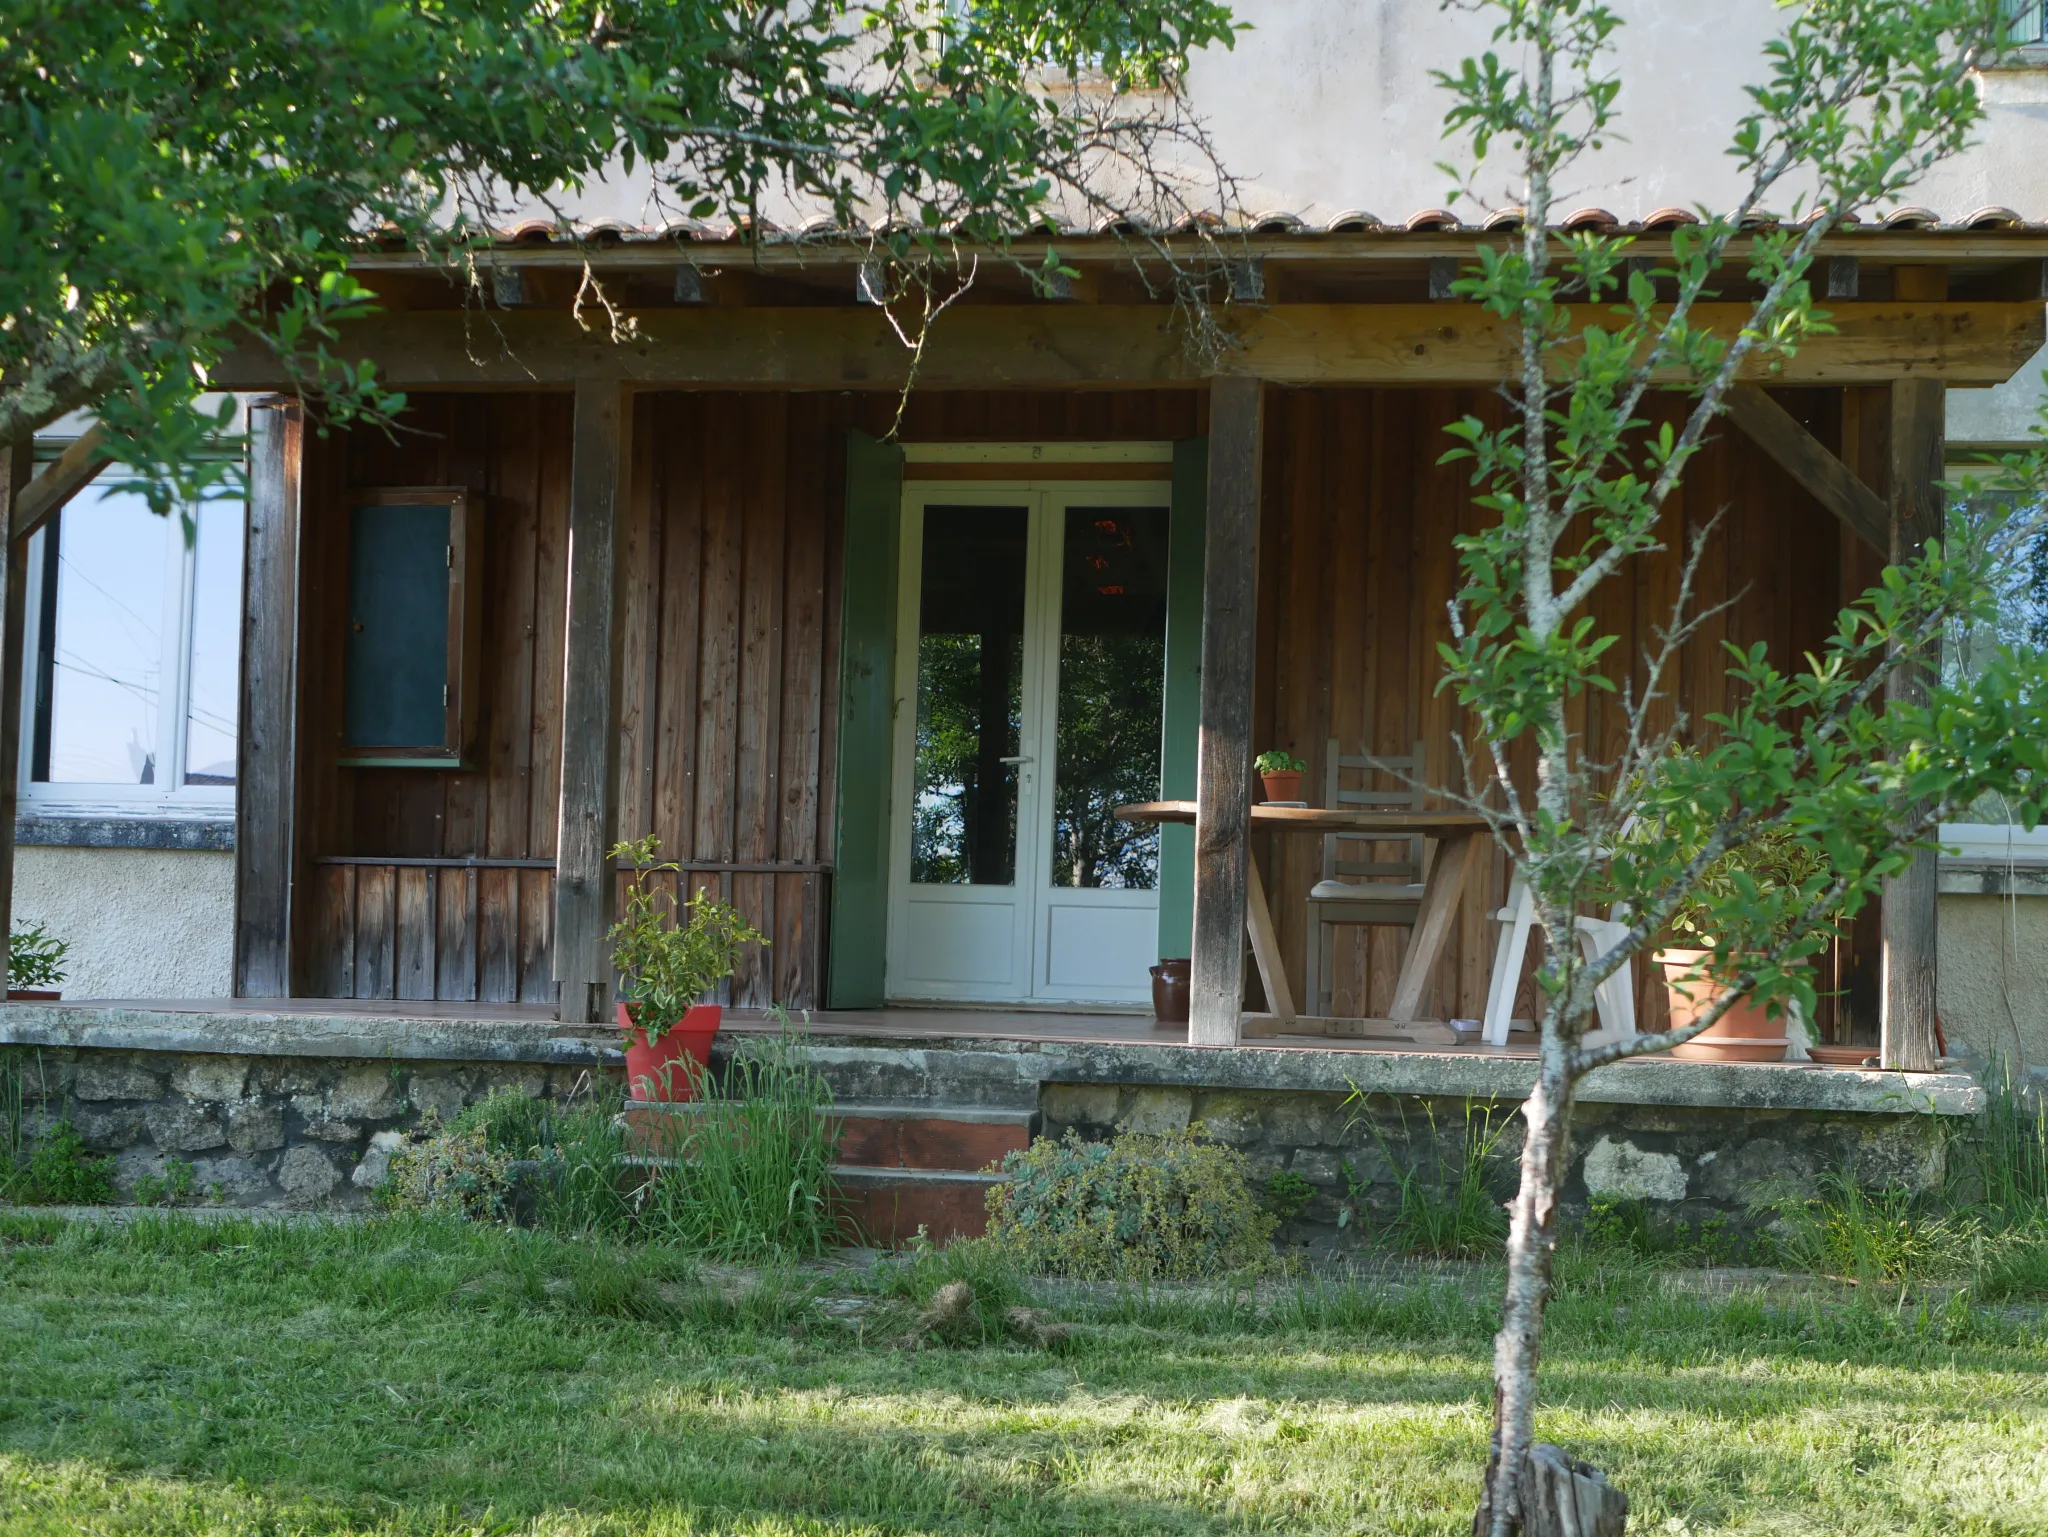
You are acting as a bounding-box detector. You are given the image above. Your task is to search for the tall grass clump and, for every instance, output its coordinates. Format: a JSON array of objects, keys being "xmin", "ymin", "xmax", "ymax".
[
  {"xmin": 636, "ymin": 1022, "xmax": 841, "ymax": 1260},
  {"xmin": 1346, "ymin": 1094, "xmax": 1512, "ymax": 1259}
]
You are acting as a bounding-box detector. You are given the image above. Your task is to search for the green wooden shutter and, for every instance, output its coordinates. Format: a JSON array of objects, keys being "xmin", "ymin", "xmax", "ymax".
[
  {"xmin": 829, "ymin": 430, "xmax": 905, "ymax": 1007},
  {"xmin": 1157, "ymin": 436, "xmax": 1208, "ymax": 960}
]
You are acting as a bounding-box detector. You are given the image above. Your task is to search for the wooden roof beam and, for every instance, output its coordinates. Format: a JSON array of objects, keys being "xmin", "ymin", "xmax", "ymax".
[
  {"xmin": 1723, "ymin": 386, "xmax": 1889, "ymax": 551},
  {"xmin": 11, "ymin": 424, "xmax": 110, "ymax": 543},
  {"xmin": 211, "ymin": 300, "xmax": 2045, "ymax": 391}
]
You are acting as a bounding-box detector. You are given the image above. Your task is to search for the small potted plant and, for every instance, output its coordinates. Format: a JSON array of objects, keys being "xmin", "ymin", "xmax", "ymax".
[
  {"xmin": 608, "ymin": 836, "xmax": 768, "ymax": 1102},
  {"xmin": 1649, "ymin": 825, "xmax": 1830, "ymax": 1064},
  {"xmin": 1255, "ymin": 749, "xmax": 1306, "ymax": 803},
  {"xmin": 8, "ymin": 921, "xmax": 68, "ymax": 1001}
]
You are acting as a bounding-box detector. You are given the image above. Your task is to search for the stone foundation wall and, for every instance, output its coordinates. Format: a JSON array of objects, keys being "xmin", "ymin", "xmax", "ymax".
[
  {"xmin": 3, "ymin": 1046, "xmax": 612, "ymax": 1207},
  {"xmin": 1040, "ymin": 1082, "xmax": 1951, "ymax": 1246}
]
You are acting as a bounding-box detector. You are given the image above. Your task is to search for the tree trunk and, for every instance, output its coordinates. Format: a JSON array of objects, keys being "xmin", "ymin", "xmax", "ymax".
[
  {"xmin": 1474, "ymin": 1444, "xmax": 1629, "ymax": 1537},
  {"xmin": 1477, "ymin": 1065, "xmax": 1576, "ymax": 1537}
]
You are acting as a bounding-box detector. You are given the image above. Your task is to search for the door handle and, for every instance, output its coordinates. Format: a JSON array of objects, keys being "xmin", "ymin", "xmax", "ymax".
[{"xmin": 999, "ymin": 755, "xmax": 1034, "ymax": 764}]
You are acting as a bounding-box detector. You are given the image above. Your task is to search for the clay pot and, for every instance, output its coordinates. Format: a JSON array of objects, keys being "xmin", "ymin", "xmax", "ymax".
[
  {"xmin": 1260, "ymin": 770, "xmax": 1304, "ymax": 803},
  {"xmin": 1654, "ymin": 948, "xmax": 1788, "ymax": 1062},
  {"xmin": 5, "ymin": 990, "xmax": 59, "ymax": 1002},
  {"xmin": 1150, "ymin": 958, "xmax": 1191, "ymax": 1026},
  {"xmin": 1808, "ymin": 1043, "xmax": 1878, "ymax": 1068},
  {"xmin": 619, "ymin": 1001, "xmax": 721, "ymax": 1101}
]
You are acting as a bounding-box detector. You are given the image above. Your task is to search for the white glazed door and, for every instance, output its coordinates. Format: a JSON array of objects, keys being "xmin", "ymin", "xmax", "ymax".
[{"xmin": 886, "ymin": 485, "xmax": 1170, "ymax": 1007}]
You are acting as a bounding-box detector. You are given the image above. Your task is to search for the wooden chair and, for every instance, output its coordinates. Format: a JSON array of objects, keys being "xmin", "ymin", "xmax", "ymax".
[{"xmin": 1302, "ymin": 739, "xmax": 1429, "ymax": 1017}]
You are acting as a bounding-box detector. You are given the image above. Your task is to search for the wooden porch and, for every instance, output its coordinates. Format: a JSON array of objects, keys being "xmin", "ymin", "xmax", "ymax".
[{"xmin": 32, "ymin": 226, "xmax": 2026, "ymax": 1067}]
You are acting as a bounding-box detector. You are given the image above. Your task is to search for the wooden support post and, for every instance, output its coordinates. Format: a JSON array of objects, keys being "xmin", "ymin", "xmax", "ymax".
[
  {"xmin": 235, "ymin": 399, "xmax": 304, "ymax": 997},
  {"xmin": 1189, "ymin": 375, "xmax": 1264, "ymax": 1046},
  {"xmin": 1881, "ymin": 373, "xmax": 1945, "ymax": 1072},
  {"xmin": 0, "ymin": 447, "xmax": 29, "ymax": 988},
  {"xmin": 552, "ymin": 380, "xmax": 632, "ymax": 1023}
]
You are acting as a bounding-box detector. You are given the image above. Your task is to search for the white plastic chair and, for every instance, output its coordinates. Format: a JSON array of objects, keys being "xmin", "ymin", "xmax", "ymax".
[{"xmin": 1481, "ymin": 867, "xmax": 1637, "ymax": 1048}]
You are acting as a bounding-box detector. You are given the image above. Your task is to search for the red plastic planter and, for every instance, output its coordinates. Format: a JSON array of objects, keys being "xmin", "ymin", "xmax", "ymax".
[{"xmin": 619, "ymin": 1002, "xmax": 722, "ymax": 1102}]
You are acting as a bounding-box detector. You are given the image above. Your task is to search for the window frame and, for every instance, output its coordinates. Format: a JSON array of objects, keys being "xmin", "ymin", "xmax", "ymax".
[{"xmin": 17, "ymin": 443, "xmax": 242, "ymax": 818}]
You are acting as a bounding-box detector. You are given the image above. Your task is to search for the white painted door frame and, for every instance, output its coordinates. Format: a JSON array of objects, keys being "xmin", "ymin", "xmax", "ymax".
[{"xmin": 885, "ymin": 476, "xmax": 1171, "ymax": 1007}]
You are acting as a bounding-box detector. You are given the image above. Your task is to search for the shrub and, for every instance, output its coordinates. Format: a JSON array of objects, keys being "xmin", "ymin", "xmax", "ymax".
[
  {"xmin": 984, "ymin": 1126, "xmax": 1276, "ymax": 1281},
  {"xmin": 381, "ymin": 1124, "xmax": 515, "ymax": 1223}
]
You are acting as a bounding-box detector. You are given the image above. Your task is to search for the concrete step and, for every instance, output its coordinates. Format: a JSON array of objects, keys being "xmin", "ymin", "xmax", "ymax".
[
  {"xmin": 621, "ymin": 1101, "xmax": 1032, "ymax": 1173},
  {"xmin": 831, "ymin": 1104, "xmax": 1032, "ymax": 1172},
  {"xmin": 832, "ymin": 1167, "xmax": 1004, "ymax": 1246},
  {"xmin": 619, "ymin": 1100, "xmax": 1029, "ymax": 1248}
]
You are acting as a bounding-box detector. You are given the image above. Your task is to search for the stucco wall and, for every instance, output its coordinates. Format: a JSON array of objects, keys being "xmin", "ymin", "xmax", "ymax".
[
  {"xmin": 13, "ymin": 847, "xmax": 233, "ymax": 1000},
  {"xmin": 1939, "ymin": 891, "xmax": 2048, "ymax": 1074}
]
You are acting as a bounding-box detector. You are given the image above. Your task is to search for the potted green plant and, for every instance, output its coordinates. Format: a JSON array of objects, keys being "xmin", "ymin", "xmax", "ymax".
[
  {"xmin": 608, "ymin": 836, "xmax": 768, "ymax": 1102},
  {"xmin": 1255, "ymin": 749, "xmax": 1306, "ymax": 804},
  {"xmin": 1649, "ymin": 825, "xmax": 1830, "ymax": 1064},
  {"xmin": 8, "ymin": 921, "xmax": 68, "ymax": 1002}
]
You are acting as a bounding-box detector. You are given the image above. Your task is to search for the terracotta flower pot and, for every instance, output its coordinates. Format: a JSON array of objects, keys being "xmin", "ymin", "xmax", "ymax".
[
  {"xmin": 1655, "ymin": 947, "xmax": 1788, "ymax": 1063},
  {"xmin": 619, "ymin": 1001, "xmax": 722, "ymax": 1102},
  {"xmin": 1149, "ymin": 958, "xmax": 1191, "ymax": 1025},
  {"xmin": 6, "ymin": 989, "xmax": 59, "ymax": 1002},
  {"xmin": 1260, "ymin": 770, "xmax": 1304, "ymax": 803}
]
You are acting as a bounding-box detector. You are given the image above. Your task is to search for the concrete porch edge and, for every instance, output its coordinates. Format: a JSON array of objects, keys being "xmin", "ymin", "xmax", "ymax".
[
  {"xmin": 755, "ymin": 1033, "xmax": 1985, "ymax": 1116},
  {"xmin": 0, "ymin": 1003, "xmax": 1984, "ymax": 1116},
  {"xmin": 0, "ymin": 1003, "xmax": 620, "ymax": 1068}
]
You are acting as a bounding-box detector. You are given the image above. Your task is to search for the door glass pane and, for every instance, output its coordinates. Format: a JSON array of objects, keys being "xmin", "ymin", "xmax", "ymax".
[
  {"xmin": 912, "ymin": 506, "xmax": 1029, "ymax": 884},
  {"xmin": 185, "ymin": 496, "xmax": 244, "ymax": 785},
  {"xmin": 1052, "ymin": 506, "xmax": 1169, "ymax": 888},
  {"xmin": 40, "ymin": 484, "xmax": 170, "ymax": 784}
]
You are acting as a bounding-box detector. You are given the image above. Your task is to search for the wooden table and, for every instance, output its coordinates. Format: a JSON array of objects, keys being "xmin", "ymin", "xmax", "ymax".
[{"xmin": 1116, "ymin": 801, "xmax": 1492, "ymax": 1043}]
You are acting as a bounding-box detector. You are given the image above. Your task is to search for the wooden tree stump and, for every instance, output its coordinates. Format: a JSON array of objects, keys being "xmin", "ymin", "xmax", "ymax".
[{"xmin": 1474, "ymin": 1444, "xmax": 1628, "ymax": 1537}]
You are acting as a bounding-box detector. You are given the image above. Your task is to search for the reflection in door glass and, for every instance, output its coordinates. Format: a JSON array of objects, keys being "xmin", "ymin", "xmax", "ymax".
[
  {"xmin": 913, "ymin": 506, "xmax": 1028, "ymax": 885},
  {"xmin": 1053, "ymin": 506, "xmax": 1168, "ymax": 888}
]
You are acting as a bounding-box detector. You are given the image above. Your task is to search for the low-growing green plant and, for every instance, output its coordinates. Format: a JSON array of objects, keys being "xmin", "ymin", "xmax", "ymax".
[
  {"xmin": 381, "ymin": 1123, "xmax": 516, "ymax": 1223},
  {"xmin": 1264, "ymin": 1169, "xmax": 1316, "ymax": 1222},
  {"xmin": 3, "ymin": 1119, "xmax": 116, "ymax": 1205},
  {"xmin": 984, "ymin": 1125, "xmax": 1277, "ymax": 1281},
  {"xmin": 1763, "ymin": 1174, "xmax": 1978, "ymax": 1287},
  {"xmin": 1580, "ymin": 1195, "xmax": 1751, "ymax": 1265},
  {"xmin": 635, "ymin": 1023, "xmax": 840, "ymax": 1260},
  {"xmin": 7, "ymin": 922, "xmax": 68, "ymax": 991},
  {"xmin": 1253, "ymin": 749, "xmax": 1305, "ymax": 775},
  {"xmin": 1963, "ymin": 1067, "xmax": 2048, "ymax": 1221},
  {"xmin": 1344, "ymin": 1095, "xmax": 1511, "ymax": 1259},
  {"xmin": 133, "ymin": 1157, "xmax": 196, "ymax": 1210}
]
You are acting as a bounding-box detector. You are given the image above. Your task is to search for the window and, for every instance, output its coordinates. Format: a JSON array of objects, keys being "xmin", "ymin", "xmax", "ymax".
[
  {"xmin": 1942, "ymin": 468, "xmax": 2048, "ymax": 862},
  {"xmin": 2007, "ymin": 0, "xmax": 2048, "ymax": 44},
  {"xmin": 21, "ymin": 469, "xmax": 243, "ymax": 812}
]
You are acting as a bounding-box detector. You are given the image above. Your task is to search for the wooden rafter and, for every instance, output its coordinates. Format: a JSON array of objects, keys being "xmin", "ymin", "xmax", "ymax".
[
  {"xmin": 1723, "ymin": 386, "xmax": 1889, "ymax": 551},
  {"xmin": 11, "ymin": 423, "xmax": 110, "ymax": 542}
]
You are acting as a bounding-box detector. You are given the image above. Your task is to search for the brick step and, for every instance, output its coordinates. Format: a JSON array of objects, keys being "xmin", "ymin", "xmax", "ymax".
[
  {"xmin": 832, "ymin": 1167, "xmax": 1004, "ymax": 1246},
  {"xmin": 622, "ymin": 1102, "xmax": 1032, "ymax": 1173}
]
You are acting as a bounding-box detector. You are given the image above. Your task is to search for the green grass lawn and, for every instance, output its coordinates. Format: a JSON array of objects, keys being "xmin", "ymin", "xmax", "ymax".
[{"xmin": 1, "ymin": 1214, "xmax": 2045, "ymax": 1536}]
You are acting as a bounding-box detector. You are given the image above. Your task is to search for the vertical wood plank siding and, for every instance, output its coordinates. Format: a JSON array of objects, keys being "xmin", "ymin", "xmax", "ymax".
[
  {"xmin": 295, "ymin": 384, "xmax": 1848, "ymax": 1027},
  {"xmin": 1252, "ymin": 387, "xmax": 1856, "ymax": 1029}
]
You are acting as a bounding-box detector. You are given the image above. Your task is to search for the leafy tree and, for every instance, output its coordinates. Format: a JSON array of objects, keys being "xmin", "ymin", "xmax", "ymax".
[
  {"xmin": 1428, "ymin": 1, "xmax": 2048, "ymax": 1530},
  {"xmin": 1, "ymin": 0, "xmax": 1240, "ymax": 507}
]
